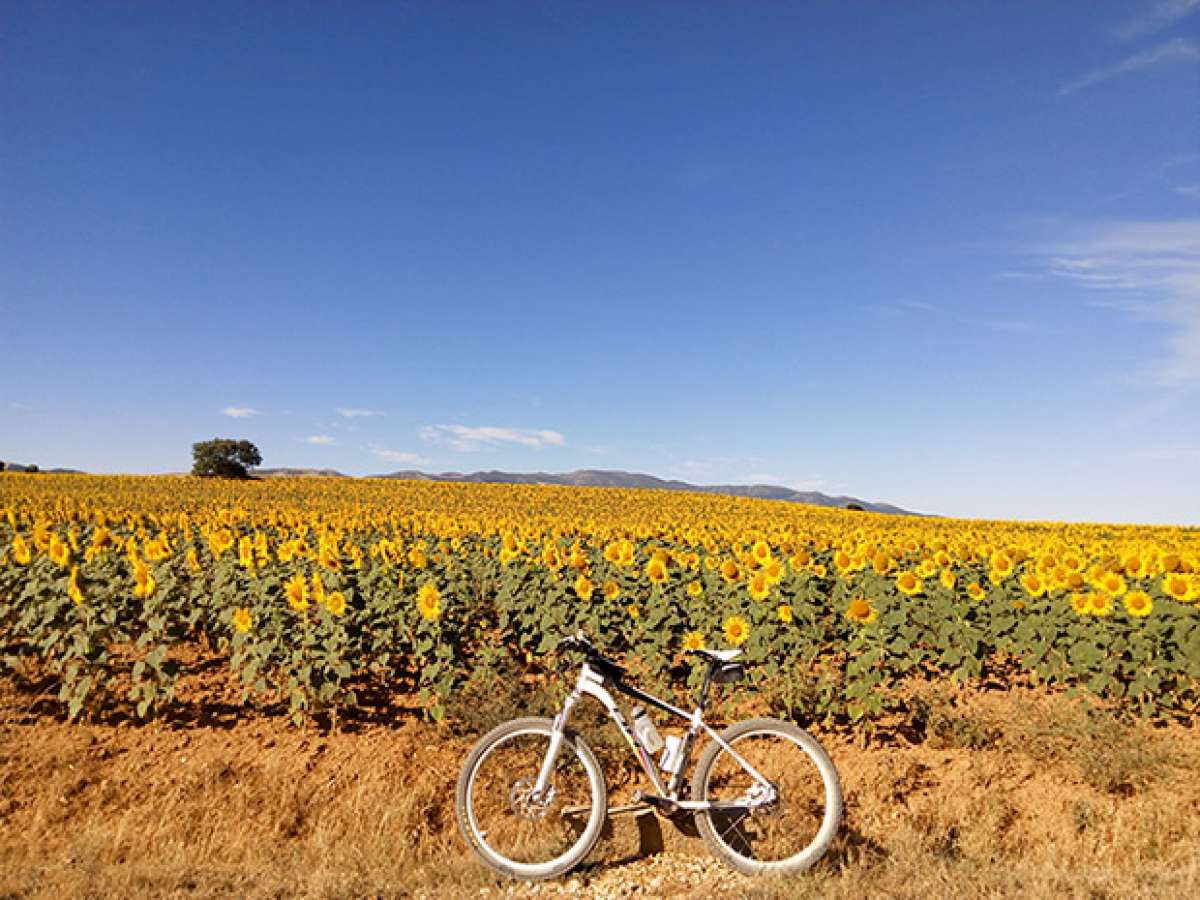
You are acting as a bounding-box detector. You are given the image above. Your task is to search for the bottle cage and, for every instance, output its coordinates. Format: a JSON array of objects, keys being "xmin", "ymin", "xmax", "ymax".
[{"xmin": 711, "ymin": 661, "xmax": 745, "ymax": 684}]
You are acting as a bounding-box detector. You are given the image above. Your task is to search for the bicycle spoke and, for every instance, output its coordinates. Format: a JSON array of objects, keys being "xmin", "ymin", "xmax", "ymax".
[
  {"xmin": 464, "ymin": 729, "xmax": 599, "ymax": 870},
  {"xmin": 700, "ymin": 727, "xmax": 831, "ymax": 867}
]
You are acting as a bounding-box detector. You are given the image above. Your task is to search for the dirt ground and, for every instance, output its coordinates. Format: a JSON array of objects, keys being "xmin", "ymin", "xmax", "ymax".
[{"xmin": 2, "ymin": 674, "xmax": 1198, "ymax": 900}]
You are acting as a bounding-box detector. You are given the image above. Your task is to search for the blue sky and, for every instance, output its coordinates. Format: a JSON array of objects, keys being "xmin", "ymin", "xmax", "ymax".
[{"xmin": 2, "ymin": 2, "xmax": 1198, "ymax": 525}]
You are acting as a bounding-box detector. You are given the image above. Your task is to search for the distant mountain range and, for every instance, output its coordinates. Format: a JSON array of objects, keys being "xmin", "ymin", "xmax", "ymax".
[
  {"xmin": 365, "ymin": 468, "xmax": 919, "ymax": 515},
  {"xmin": 0, "ymin": 462, "xmax": 83, "ymax": 474},
  {"xmin": 2, "ymin": 462, "xmax": 918, "ymax": 515}
]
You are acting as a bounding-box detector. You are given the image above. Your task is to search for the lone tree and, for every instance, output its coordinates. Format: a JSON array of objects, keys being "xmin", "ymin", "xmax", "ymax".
[{"xmin": 192, "ymin": 439, "xmax": 262, "ymax": 479}]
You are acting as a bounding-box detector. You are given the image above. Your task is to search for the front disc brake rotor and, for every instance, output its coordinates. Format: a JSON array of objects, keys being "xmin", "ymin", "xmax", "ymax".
[{"xmin": 508, "ymin": 777, "xmax": 552, "ymax": 821}]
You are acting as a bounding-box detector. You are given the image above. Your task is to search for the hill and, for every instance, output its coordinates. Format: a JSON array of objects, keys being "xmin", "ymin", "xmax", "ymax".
[{"xmin": 369, "ymin": 467, "xmax": 918, "ymax": 515}]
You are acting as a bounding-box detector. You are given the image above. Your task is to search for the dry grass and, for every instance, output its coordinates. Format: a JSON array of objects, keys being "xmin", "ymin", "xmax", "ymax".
[{"xmin": 1, "ymin": 678, "xmax": 1198, "ymax": 899}]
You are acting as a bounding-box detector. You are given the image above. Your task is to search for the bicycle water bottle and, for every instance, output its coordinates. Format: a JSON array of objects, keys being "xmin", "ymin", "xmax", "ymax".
[
  {"xmin": 659, "ymin": 735, "xmax": 684, "ymax": 776},
  {"xmin": 630, "ymin": 705, "xmax": 664, "ymax": 753}
]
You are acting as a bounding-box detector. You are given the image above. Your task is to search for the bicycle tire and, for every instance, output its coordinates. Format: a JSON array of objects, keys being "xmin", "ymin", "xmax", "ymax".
[
  {"xmin": 691, "ymin": 716, "xmax": 842, "ymax": 876},
  {"xmin": 456, "ymin": 716, "xmax": 607, "ymax": 880}
]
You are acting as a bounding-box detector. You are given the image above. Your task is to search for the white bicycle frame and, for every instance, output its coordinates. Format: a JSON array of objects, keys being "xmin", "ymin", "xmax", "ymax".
[{"xmin": 532, "ymin": 661, "xmax": 777, "ymax": 813}]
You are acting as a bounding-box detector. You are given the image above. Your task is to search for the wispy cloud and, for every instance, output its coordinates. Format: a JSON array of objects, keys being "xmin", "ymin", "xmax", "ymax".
[
  {"xmin": 1114, "ymin": 0, "xmax": 1200, "ymax": 41},
  {"xmin": 368, "ymin": 445, "xmax": 431, "ymax": 466},
  {"xmin": 301, "ymin": 435, "xmax": 336, "ymax": 445},
  {"xmin": 336, "ymin": 408, "xmax": 385, "ymax": 418},
  {"xmin": 222, "ymin": 406, "xmax": 260, "ymax": 419},
  {"xmin": 1177, "ymin": 185, "xmax": 1200, "ymax": 199},
  {"xmin": 1057, "ymin": 38, "xmax": 1200, "ymax": 96},
  {"xmin": 418, "ymin": 425, "xmax": 566, "ymax": 452},
  {"xmin": 1036, "ymin": 219, "xmax": 1200, "ymax": 386}
]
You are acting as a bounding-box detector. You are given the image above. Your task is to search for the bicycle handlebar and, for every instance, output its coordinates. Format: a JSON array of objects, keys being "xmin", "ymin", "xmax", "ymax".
[{"xmin": 555, "ymin": 630, "xmax": 594, "ymax": 654}]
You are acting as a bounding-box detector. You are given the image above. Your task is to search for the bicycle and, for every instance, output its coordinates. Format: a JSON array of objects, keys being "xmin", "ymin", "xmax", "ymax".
[{"xmin": 455, "ymin": 631, "xmax": 843, "ymax": 881}]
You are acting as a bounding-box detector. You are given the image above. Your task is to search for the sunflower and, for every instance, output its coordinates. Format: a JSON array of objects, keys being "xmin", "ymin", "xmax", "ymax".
[
  {"xmin": 574, "ymin": 573, "xmax": 595, "ymax": 601},
  {"xmin": 1096, "ymin": 571, "xmax": 1126, "ymax": 597},
  {"xmin": 966, "ymin": 582, "xmax": 985, "ymax": 601},
  {"xmin": 895, "ymin": 571, "xmax": 922, "ymax": 596},
  {"xmin": 752, "ymin": 540, "xmax": 772, "ymax": 564},
  {"xmin": 1163, "ymin": 573, "xmax": 1191, "ymax": 602},
  {"xmin": 845, "ymin": 596, "xmax": 878, "ymax": 625},
  {"xmin": 1020, "ymin": 571, "xmax": 1047, "ymax": 598},
  {"xmin": 645, "ymin": 558, "xmax": 668, "ymax": 585},
  {"xmin": 10, "ymin": 535, "xmax": 31, "ymax": 565},
  {"xmin": 186, "ymin": 547, "xmax": 202, "ymax": 573},
  {"xmin": 68, "ymin": 566, "xmax": 84, "ymax": 605},
  {"xmin": 1123, "ymin": 590, "xmax": 1153, "ymax": 618},
  {"xmin": 49, "ymin": 534, "xmax": 70, "ymax": 569},
  {"xmin": 687, "ymin": 581, "xmax": 703, "ymax": 598},
  {"xmin": 285, "ymin": 574, "xmax": 309, "ymax": 612},
  {"xmin": 1070, "ymin": 592, "xmax": 1090, "ymax": 615},
  {"xmin": 133, "ymin": 559, "xmax": 156, "ymax": 598},
  {"xmin": 723, "ymin": 615, "xmax": 750, "ymax": 646},
  {"xmin": 720, "ymin": 559, "xmax": 741, "ymax": 584},
  {"xmin": 230, "ymin": 607, "xmax": 253, "ymax": 633},
  {"xmin": 604, "ymin": 541, "xmax": 623, "ymax": 564},
  {"xmin": 325, "ymin": 590, "xmax": 347, "ymax": 616},
  {"xmin": 1089, "ymin": 592, "xmax": 1114, "ymax": 617},
  {"xmin": 682, "ymin": 630, "xmax": 705, "ymax": 651},
  {"xmin": 747, "ymin": 571, "xmax": 771, "ymax": 601},
  {"xmin": 238, "ymin": 535, "xmax": 255, "ymax": 570},
  {"xmin": 626, "ymin": 603, "xmax": 640, "ymax": 619},
  {"xmin": 416, "ymin": 582, "xmax": 441, "ymax": 621},
  {"xmin": 209, "ymin": 528, "xmax": 234, "ymax": 558},
  {"xmin": 777, "ymin": 603, "xmax": 793, "ymax": 624},
  {"xmin": 311, "ymin": 572, "xmax": 326, "ymax": 605},
  {"xmin": 603, "ymin": 580, "xmax": 620, "ymax": 600}
]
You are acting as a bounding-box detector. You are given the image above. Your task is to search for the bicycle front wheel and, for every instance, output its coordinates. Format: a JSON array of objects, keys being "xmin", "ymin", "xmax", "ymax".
[
  {"xmin": 692, "ymin": 717, "xmax": 842, "ymax": 876},
  {"xmin": 455, "ymin": 716, "xmax": 608, "ymax": 881}
]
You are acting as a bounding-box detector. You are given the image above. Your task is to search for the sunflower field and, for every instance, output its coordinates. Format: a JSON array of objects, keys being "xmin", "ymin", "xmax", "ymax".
[{"xmin": 1, "ymin": 473, "xmax": 1198, "ymax": 725}]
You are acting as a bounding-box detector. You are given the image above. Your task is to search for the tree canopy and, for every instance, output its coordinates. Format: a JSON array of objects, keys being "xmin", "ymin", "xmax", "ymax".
[{"xmin": 191, "ymin": 439, "xmax": 262, "ymax": 479}]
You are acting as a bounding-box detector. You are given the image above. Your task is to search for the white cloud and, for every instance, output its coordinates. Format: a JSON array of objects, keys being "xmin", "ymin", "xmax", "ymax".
[
  {"xmin": 1036, "ymin": 219, "xmax": 1200, "ymax": 386},
  {"xmin": 301, "ymin": 435, "xmax": 337, "ymax": 445},
  {"xmin": 1057, "ymin": 38, "xmax": 1200, "ymax": 96},
  {"xmin": 222, "ymin": 407, "xmax": 260, "ymax": 419},
  {"xmin": 369, "ymin": 445, "xmax": 431, "ymax": 466},
  {"xmin": 418, "ymin": 424, "xmax": 566, "ymax": 452},
  {"xmin": 336, "ymin": 408, "xmax": 385, "ymax": 418},
  {"xmin": 1114, "ymin": 0, "xmax": 1200, "ymax": 41}
]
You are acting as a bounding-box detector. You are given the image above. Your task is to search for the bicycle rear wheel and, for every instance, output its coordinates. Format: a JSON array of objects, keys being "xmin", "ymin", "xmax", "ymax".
[
  {"xmin": 692, "ymin": 717, "xmax": 842, "ymax": 876},
  {"xmin": 456, "ymin": 716, "xmax": 607, "ymax": 880}
]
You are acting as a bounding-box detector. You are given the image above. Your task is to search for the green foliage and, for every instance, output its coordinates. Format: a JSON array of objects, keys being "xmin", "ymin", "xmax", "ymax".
[
  {"xmin": 1, "ymin": 515, "xmax": 1198, "ymax": 727},
  {"xmin": 191, "ymin": 439, "xmax": 262, "ymax": 479}
]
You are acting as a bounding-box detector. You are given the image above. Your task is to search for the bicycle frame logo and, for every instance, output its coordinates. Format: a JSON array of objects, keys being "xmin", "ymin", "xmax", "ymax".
[{"xmin": 533, "ymin": 661, "xmax": 777, "ymax": 814}]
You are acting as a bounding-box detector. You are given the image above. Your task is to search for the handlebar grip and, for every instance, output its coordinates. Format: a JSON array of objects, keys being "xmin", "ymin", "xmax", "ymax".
[{"xmin": 556, "ymin": 630, "xmax": 592, "ymax": 653}]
